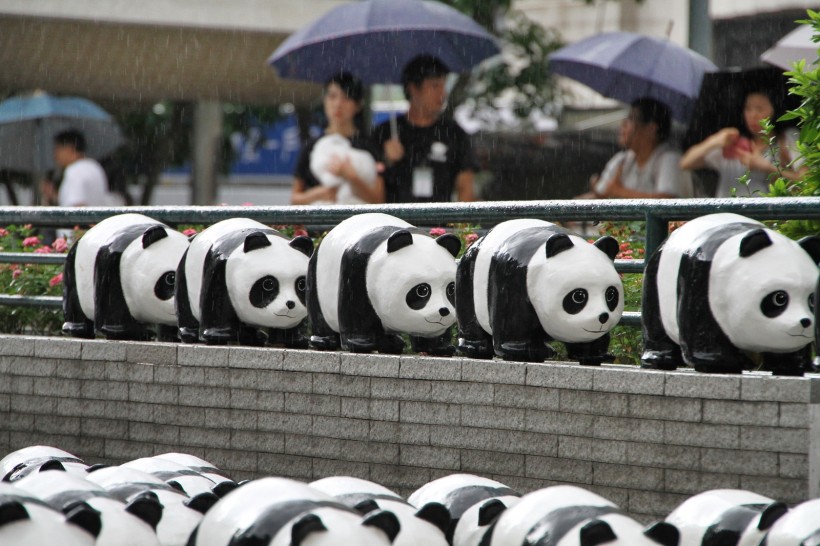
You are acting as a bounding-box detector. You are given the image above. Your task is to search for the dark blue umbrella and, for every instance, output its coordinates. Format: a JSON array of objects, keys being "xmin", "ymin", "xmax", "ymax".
[
  {"xmin": 267, "ymin": 0, "xmax": 500, "ymax": 85},
  {"xmin": 548, "ymin": 31, "xmax": 718, "ymax": 122}
]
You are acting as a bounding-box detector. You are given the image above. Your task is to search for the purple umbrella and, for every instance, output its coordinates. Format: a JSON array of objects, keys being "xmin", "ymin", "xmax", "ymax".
[
  {"xmin": 267, "ymin": 0, "xmax": 500, "ymax": 85},
  {"xmin": 548, "ymin": 31, "xmax": 718, "ymax": 122}
]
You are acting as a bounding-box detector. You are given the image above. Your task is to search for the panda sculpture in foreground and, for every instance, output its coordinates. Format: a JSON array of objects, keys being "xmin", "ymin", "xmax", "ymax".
[
  {"xmin": 308, "ymin": 213, "xmax": 461, "ymax": 355},
  {"xmin": 187, "ymin": 477, "xmax": 400, "ymax": 546},
  {"xmin": 176, "ymin": 218, "xmax": 313, "ymax": 346},
  {"xmin": 641, "ymin": 213, "xmax": 820, "ymax": 374},
  {"xmin": 761, "ymin": 497, "xmax": 820, "ymax": 545},
  {"xmin": 664, "ymin": 489, "xmax": 787, "ymax": 546},
  {"xmin": 481, "ymin": 485, "xmax": 679, "ymax": 546},
  {"xmin": 62, "ymin": 213, "xmax": 189, "ymax": 341},
  {"xmin": 456, "ymin": 219, "xmax": 622, "ymax": 364},
  {"xmin": 0, "ymin": 445, "xmax": 89, "ymax": 482}
]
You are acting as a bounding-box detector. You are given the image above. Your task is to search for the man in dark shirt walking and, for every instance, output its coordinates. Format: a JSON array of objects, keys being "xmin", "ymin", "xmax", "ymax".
[{"xmin": 372, "ymin": 55, "xmax": 477, "ymax": 203}]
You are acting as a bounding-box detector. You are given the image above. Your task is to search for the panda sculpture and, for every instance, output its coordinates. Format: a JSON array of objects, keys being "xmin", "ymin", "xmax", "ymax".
[
  {"xmin": 481, "ymin": 485, "xmax": 679, "ymax": 546},
  {"xmin": 121, "ymin": 457, "xmax": 225, "ymax": 499},
  {"xmin": 0, "ymin": 482, "xmax": 100, "ymax": 546},
  {"xmin": 0, "ymin": 445, "xmax": 89, "ymax": 482},
  {"xmin": 760, "ymin": 497, "xmax": 820, "ymax": 546},
  {"xmin": 309, "ymin": 133, "xmax": 378, "ymax": 205},
  {"xmin": 187, "ymin": 477, "xmax": 400, "ymax": 546},
  {"xmin": 311, "ymin": 476, "xmax": 450, "ymax": 546},
  {"xmin": 664, "ymin": 489, "xmax": 787, "ymax": 546},
  {"xmin": 14, "ymin": 470, "xmax": 162, "ymax": 546},
  {"xmin": 175, "ymin": 218, "xmax": 312, "ymax": 346},
  {"xmin": 456, "ymin": 219, "xmax": 622, "ymax": 364},
  {"xmin": 408, "ymin": 474, "xmax": 520, "ymax": 543},
  {"xmin": 154, "ymin": 453, "xmax": 237, "ymax": 497},
  {"xmin": 308, "ymin": 213, "xmax": 461, "ymax": 355},
  {"xmin": 641, "ymin": 213, "xmax": 820, "ymax": 374},
  {"xmin": 62, "ymin": 213, "xmax": 189, "ymax": 341}
]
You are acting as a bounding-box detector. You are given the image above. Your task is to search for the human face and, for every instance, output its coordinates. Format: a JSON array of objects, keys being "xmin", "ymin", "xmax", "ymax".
[
  {"xmin": 621, "ymin": 107, "xmax": 655, "ymax": 150},
  {"xmin": 743, "ymin": 92, "xmax": 775, "ymax": 137},
  {"xmin": 53, "ymin": 143, "xmax": 75, "ymax": 168},
  {"xmin": 409, "ymin": 76, "xmax": 447, "ymax": 116},
  {"xmin": 323, "ymin": 82, "xmax": 360, "ymax": 128}
]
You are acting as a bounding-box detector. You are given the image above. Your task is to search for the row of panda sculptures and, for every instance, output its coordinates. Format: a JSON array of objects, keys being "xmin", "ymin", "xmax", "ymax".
[
  {"xmin": 2, "ymin": 445, "xmax": 820, "ymax": 546},
  {"xmin": 62, "ymin": 211, "xmax": 820, "ymax": 375}
]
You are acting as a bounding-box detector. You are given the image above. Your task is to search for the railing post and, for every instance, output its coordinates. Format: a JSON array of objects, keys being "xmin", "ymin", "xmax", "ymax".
[{"xmin": 644, "ymin": 211, "xmax": 666, "ymax": 264}]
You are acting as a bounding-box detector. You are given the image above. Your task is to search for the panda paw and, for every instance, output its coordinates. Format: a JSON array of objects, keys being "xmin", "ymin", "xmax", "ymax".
[
  {"xmin": 457, "ymin": 338, "xmax": 494, "ymax": 360},
  {"xmin": 498, "ymin": 341, "xmax": 553, "ymax": 363},
  {"xmin": 62, "ymin": 320, "xmax": 95, "ymax": 339},
  {"xmin": 309, "ymin": 335, "xmax": 341, "ymax": 351},
  {"xmin": 640, "ymin": 349, "xmax": 682, "ymax": 370},
  {"xmin": 378, "ymin": 334, "xmax": 406, "ymax": 355},
  {"xmin": 342, "ymin": 334, "xmax": 378, "ymax": 353}
]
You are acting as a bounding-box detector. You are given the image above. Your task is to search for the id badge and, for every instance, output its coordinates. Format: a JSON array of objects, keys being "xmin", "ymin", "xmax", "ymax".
[{"xmin": 412, "ymin": 167, "xmax": 434, "ymax": 198}]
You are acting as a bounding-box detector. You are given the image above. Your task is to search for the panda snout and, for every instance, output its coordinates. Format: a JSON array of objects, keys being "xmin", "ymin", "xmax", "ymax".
[
  {"xmin": 439, "ymin": 307, "xmax": 450, "ymax": 317},
  {"xmin": 800, "ymin": 317, "xmax": 811, "ymax": 328},
  {"xmin": 598, "ymin": 312, "xmax": 609, "ymax": 324},
  {"xmin": 286, "ymin": 300, "xmax": 295, "ymax": 310}
]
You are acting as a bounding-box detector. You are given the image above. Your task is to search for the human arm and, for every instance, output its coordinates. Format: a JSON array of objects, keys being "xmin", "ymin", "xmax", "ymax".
[
  {"xmin": 679, "ymin": 128, "xmax": 740, "ymax": 170},
  {"xmin": 290, "ymin": 177, "xmax": 338, "ymax": 205},
  {"xmin": 326, "ymin": 156, "xmax": 385, "ymax": 203},
  {"xmin": 598, "ymin": 160, "xmax": 675, "ymax": 199},
  {"xmin": 383, "ymin": 138, "xmax": 405, "ymax": 166},
  {"xmin": 455, "ymin": 170, "xmax": 475, "ymax": 202}
]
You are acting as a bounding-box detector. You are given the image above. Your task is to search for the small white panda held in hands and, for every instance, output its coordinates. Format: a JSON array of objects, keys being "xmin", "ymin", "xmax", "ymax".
[{"xmin": 309, "ymin": 133, "xmax": 379, "ymax": 205}]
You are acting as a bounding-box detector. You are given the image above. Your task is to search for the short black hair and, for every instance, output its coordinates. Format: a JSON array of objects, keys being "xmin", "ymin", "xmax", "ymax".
[
  {"xmin": 54, "ymin": 129, "xmax": 87, "ymax": 153},
  {"xmin": 401, "ymin": 55, "xmax": 450, "ymax": 99},
  {"xmin": 325, "ymin": 71, "xmax": 364, "ymax": 103},
  {"xmin": 630, "ymin": 98, "xmax": 671, "ymax": 142}
]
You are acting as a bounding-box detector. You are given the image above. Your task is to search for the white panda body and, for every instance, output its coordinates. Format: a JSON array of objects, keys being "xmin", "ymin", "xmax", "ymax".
[
  {"xmin": 0, "ymin": 484, "xmax": 98, "ymax": 546},
  {"xmin": 121, "ymin": 457, "xmax": 220, "ymax": 498},
  {"xmin": 309, "ymin": 133, "xmax": 377, "ymax": 205},
  {"xmin": 0, "ymin": 445, "xmax": 88, "ymax": 481},
  {"xmin": 154, "ymin": 453, "xmax": 236, "ymax": 492},
  {"xmin": 762, "ymin": 498, "xmax": 820, "ymax": 545}
]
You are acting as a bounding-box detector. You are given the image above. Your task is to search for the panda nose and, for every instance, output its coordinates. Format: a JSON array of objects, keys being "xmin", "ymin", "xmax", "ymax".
[
  {"xmin": 286, "ymin": 301, "xmax": 295, "ymax": 310},
  {"xmin": 439, "ymin": 307, "xmax": 450, "ymax": 317},
  {"xmin": 598, "ymin": 313, "xmax": 609, "ymax": 324},
  {"xmin": 800, "ymin": 318, "xmax": 811, "ymax": 328}
]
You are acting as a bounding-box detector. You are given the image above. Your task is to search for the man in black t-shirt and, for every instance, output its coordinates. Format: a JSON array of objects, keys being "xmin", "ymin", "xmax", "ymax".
[{"xmin": 372, "ymin": 55, "xmax": 477, "ymax": 203}]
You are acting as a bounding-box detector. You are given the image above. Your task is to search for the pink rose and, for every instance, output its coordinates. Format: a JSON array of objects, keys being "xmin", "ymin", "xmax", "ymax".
[
  {"xmin": 182, "ymin": 228, "xmax": 198, "ymax": 237},
  {"xmin": 465, "ymin": 233, "xmax": 479, "ymax": 246},
  {"xmin": 0, "ymin": 228, "xmax": 8, "ymax": 237},
  {"xmin": 34, "ymin": 246, "xmax": 52, "ymax": 254},
  {"xmin": 52, "ymin": 238, "xmax": 68, "ymax": 252},
  {"xmin": 12, "ymin": 268, "xmax": 22, "ymax": 279},
  {"xmin": 429, "ymin": 227, "xmax": 446, "ymax": 237},
  {"xmin": 294, "ymin": 229, "xmax": 309, "ymax": 238},
  {"xmin": 22, "ymin": 236, "xmax": 40, "ymax": 248},
  {"xmin": 49, "ymin": 272, "xmax": 63, "ymax": 287}
]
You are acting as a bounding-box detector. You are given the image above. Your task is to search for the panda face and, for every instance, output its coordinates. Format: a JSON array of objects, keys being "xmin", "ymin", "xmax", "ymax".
[
  {"xmin": 366, "ymin": 235, "xmax": 457, "ymax": 336},
  {"xmin": 120, "ymin": 227, "xmax": 190, "ymax": 325},
  {"xmin": 526, "ymin": 236, "xmax": 624, "ymax": 343},
  {"xmin": 710, "ymin": 231, "xmax": 817, "ymax": 352},
  {"xmin": 226, "ymin": 236, "xmax": 309, "ymax": 329}
]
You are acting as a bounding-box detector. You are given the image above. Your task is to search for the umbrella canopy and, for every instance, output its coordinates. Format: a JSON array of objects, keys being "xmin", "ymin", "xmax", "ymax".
[
  {"xmin": 0, "ymin": 92, "xmax": 125, "ymax": 173},
  {"xmin": 267, "ymin": 0, "xmax": 500, "ymax": 85},
  {"xmin": 548, "ymin": 31, "xmax": 718, "ymax": 122},
  {"xmin": 761, "ymin": 24, "xmax": 817, "ymax": 71}
]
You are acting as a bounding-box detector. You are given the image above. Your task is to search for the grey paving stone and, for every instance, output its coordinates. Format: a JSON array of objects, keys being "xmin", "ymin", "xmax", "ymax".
[
  {"xmin": 628, "ymin": 394, "xmax": 702, "ymax": 422},
  {"xmin": 593, "ymin": 416, "xmax": 664, "ymax": 443},
  {"xmin": 703, "ymin": 399, "xmax": 779, "ymax": 426},
  {"xmin": 526, "ymin": 363, "xmax": 593, "ymax": 390},
  {"xmin": 525, "ymin": 455, "xmax": 593, "ymax": 484},
  {"xmin": 284, "ymin": 393, "xmax": 341, "ymax": 416},
  {"xmin": 0, "ymin": 336, "xmax": 34, "ymax": 357},
  {"xmin": 369, "ymin": 463, "xmax": 432, "ymax": 490},
  {"xmin": 559, "ymin": 390, "xmax": 629, "ymax": 417},
  {"xmin": 229, "ymin": 388, "xmax": 260, "ymax": 410},
  {"xmin": 593, "ymin": 462, "xmax": 663, "ymax": 490},
  {"xmin": 34, "ymin": 414, "xmax": 80, "ymax": 435},
  {"xmin": 257, "ymin": 390, "xmax": 286, "ymax": 412},
  {"xmin": 313, "ymin": 373, "xmax": 370, "ymax": 397},
  {"xmin": 494, "ymin": 384, "xmax": 560, "ymax": 411},
  {"xmin": 130, "ymin": 383, "xmax": 179, "ymax": 405},
  {"xmin": 338, "ymin": 440, "xmax": 400, "ymax": 465},
  {"xmin": 258, "ymin": 453, "xmax": 312, "ymax": 479},
  {"xmin": 461, "ymin": 405, "xmax": 525, "ymax": 430},
  {"xmin": 113, "ymin": 401, "xmax": 155, "ymax": 423},
  {"xmin": 17, "ymin": 358, "xmax": 57, "ymax": 377},
  {"xmin": 628, "ymin": 491, "xmax": 689, "ymax": 519},
  {"xmin": 400, "ymin": 445, "xmax": 460, "ymax": 470},
  {"xmin": 231, "ymin": 429, "xmax": 284, "ymax": 453},
  {"xmin": 125, "ymin": 342, "xmax": 177, "ymax": 366},
  {"xmin": 371, "ymin": 378, "xmax": 431, "ymax": 401},
  {"xmin": 229, "ymin": 347, "xmax": 283, "ymax": 370},
  {"xmin": 274, "ymin": 371, "xmax": 314, "ymax": 394},
  {"xmin": 11, "ymin": 394, "xmax": 56, "ymax": 414},
  {"xmin": 399, "ymin": 401, "xmax": 460, "ymax": 425},
  {"xmin": 82, "ymin": 340, "xmax": 125, "ymax": 362},
  {"xmin": 82, "ymin": 380, "xmax": 127, "ymax": 401},
  {"xmin": 462, "ymin": 359, "xmax": 526, "ymax": 385},
  {"xmin": 312, "ymin": 416, "xmax": 370, "ymax": 441},
  {"xmin": 106, "ymin": 362, "xmax": 153, "ymax": 383},
  {"xmin": 593, "ymin": 366, "xmax": 665, "ymax": 395},
  {"xmin": 625, "ymin": 442, "xmax": 700, "ymax": 471},
  {"xmin": 129, "ymin": 422, "xmax": 180, "ymax": 445},
  {"xmin": 0, "ymin": 394, "xmax": 8, "ymax": 412},
  {"xmin": 779, "ymin": 453, "xmax": 808, "ymax": 479},
  {"xmin": 201, "ymin": 448, "xmax": 259, "ymax": 474},
  {"xmin": 81, "ymin": 417, "xmax": 128, "ymax": 439},
  {"xmin": 664, "ymin": 469, "xmax": 740, "ymax": 495},
  {"xmin": 739, "ymin": 475, "xmax": 807, "ymax": 503},
  {"xmin": 104, "ymin": 439, "xmax": 156, "ymax": 461},
  {"xmin": 399, "ymin": 356, "xmax": 461, "ymax": 381},
  {"xmin": 341, "ymin": 353, "xmax": 400, "ymax": 378},
  {"xmin": 179, "ymin": 385, "xmax": 229, "ymax": 408},
  {"xmin": 664, "ymin": 421, "xmax": 740, "ymax": 449},
  {"xmin": 665, "ymin": 372, "xmax": 740, "ymax": 400},
  {"xmin": 740, "ymin": 426, "xmax": 808, "ymax": 454},
  {"xmin": 179, "ymin": 426, "xmax": 231, "ymax": 448},
  {"xmin": 740, "ymin": 375, "xmax": 813, "ymax": 403},
  {"xmin": 369, "ymin": 422, "xmax": 430, "ymax": 445},
  {"xmin": 285, "ymin": 433, "xmax": 341, "ymax": 459},
  {"xmin": 558, "ymin": 436, "xmax": 629, "ymax": 465},
  {"xmin": 461, "ymin": 449, "xmax": 525, "ymax": 476},
  {"xmin": 34, "ymin": 338, "xmax": 82, "ymax": 360},
  {"xmin": 178, "ymin": 345, "xmax": 230, "ymax": 368},
  {"xmin": 257, "ymin": 411, "xmax": 312, "ymax": 434},
  {"xmin": 199, "ymin": 368, "xmax": 233, "ymax": 388},
  {"xmin": 9, "ymin": 375, "xmax": 33, "ymax": 395},
  {"xmin": 779, "ymin": 403, "xmax": 808, "ymax": 428},
  {"xmin": 700, "ymin": 448, "xmax": 779, "ymax": 476},
  {"xmin": 283, "ymin": 350, "xmax": 340, "ymax": 373},
  {"xmin": 204, "ymin": 408, "xmax": 258, "ymax": 431},
  {"xmin": 153, "ymin": 405, "xmax": 205, "ymax": 427},
  {"xmin": 431, "ymin": 381, "xmax": 494, "ymax": 405},
  {"xmin": 38, "ymin": 377, "xmax": 83, "ymax": 398},
  {"xmin": 524, "ymin": 409, "xmax": 595, "ymax": 437},
  {"xmin": 313, "ymin": 458, "xmax": 370, "ymax": 480}
]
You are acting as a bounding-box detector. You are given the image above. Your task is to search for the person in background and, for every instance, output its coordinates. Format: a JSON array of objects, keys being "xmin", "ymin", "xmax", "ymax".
[
  {"xmin": 679, "ymin": 87, "xmax": 805, "ymax": 197},
  {"xmin": 291, "ymin": 72, "xmax": 384, "ymax": 205},
  {"xmin": 41, "ymin": 129, "xmax": 111, "ymax": 207},
  {"xmin": 586, "ymin": 97, "xmax": 690, "ymax": 199},
  {"xmin": 372, "ymin": 54, "xmax": 477, "ymax": 203}
]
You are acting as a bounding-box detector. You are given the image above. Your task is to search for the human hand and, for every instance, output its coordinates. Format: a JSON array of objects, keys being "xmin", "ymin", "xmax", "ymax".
[
  {"xmin": 736, "ymin": 148, "xmax": 774, "ymax": 173},
  {"xmin": 384, "ymin": 138, "xmax": 404, "ymax": 164},
  {"xmin": 710, "ymin": 127, "xmax": 741, "ymax": 149},
  {"xmin": 318, "ymin": 185, "xmax": 339, "ymax": 202},
  {"xmin": 327, "ymin": 155, "xmax": 356, "ymax": 181}
]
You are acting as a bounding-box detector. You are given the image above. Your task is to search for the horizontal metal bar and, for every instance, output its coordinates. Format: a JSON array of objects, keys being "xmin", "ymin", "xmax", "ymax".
[
  {"xmin": 614, "ymin": 259, "xmax": 645, "ymax": 273},
  {"xmin": 0, "ymin": 253, "xmax": 66, "ymax": 265},
  {"xmin": 619, "ymin": 311, "xmax": 641, "ymax": 327},
  {"xmin": 0, "ymin": 295, "xmax": 62, "ymax": 308},
  {"xmin": 0, "ymin": 197, "xmax": 817, "ymax": 227}
]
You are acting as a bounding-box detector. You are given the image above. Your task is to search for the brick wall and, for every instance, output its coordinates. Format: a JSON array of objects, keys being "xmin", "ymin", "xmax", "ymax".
[{"xmin": 1, "ymin": 334, "xmax": 818, "ymax": 522}]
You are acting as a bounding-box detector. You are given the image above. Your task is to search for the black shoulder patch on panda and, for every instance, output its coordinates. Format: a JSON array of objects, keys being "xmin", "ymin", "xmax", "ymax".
[
  {"xmin": 594, "ymin": 236, "xmax": 619, "ymax": 262},
  {"xmin": 0, "ymin": 497, "xmax": 29, "ymax": 526},
  {"xmin": 739, "ymin": 228, "xmax": 772, "ymax": 257},
  {"xmin": 184, "ymin": 492, "xmax": 219, "ymax": 514},
  {"xmin": 387, "ymin": 229, "xmax": 414, "ymax": 253},
  {"xmin": 142, "ymin": 225, "xmax": 168, "ymax": 249},
  {"xmin": 362, "ymin": 509, "xmax": 401, "ymax": 543},
  {"xmin": 436, "ymin": 234, "xmax": 461, "ymax": 258},
  {"xmin": 579, "ymin": 519, "xmax": 617, "ymax": 546},
  {"xmin": 65, "ymin": 502, "xmax": 102, "ymax": 538},
  {"xmin": 416, "ymin": 502, "xmax": 451, "ymax": 535},
  {"xmin": 545, "ymin": 232, "xmax": 574, "ymax": 258},
  {"xmin": 290, "ymin": 235, "xmax": 314, "ymax": 257},
  {"xmin": 125, "ymin": 491, "xmax": 163, "ymax": 530},
  {"xmin": 644, "ymin": 521, "xmax": 680, "ymax": 546},
  {"xmin": 291, "ymin": 513, "xmax": 327, "ymax": 546},
  {"xmin": 39, "ymin": 459, "xmax": 66, "ymax": 472},
  {"xmin": 477, "ymin": 499, "xmax": 506, "ymax": 526},
  {"xmin": 798, "ymin": 235, "xmax": 820, "ymax": 264},
  {"xmin": 353, "ymin": 499, "xmax": 380, "ymax": 515},
  {"xmin": 244, "ymin": 231, "xmax": 272, "ymax": 253},
  {"xmin": 757, "ymin": 502, "xmax": 788, "ymax": 531}
]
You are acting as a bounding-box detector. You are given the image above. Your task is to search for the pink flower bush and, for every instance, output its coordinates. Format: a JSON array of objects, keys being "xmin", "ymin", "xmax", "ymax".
[
  {"xmin": 34, "ymin": 246, "xmax": 52, "ymax": 254},
  {"xmin": 22, "ymin": 236, "xmax": 40, "ymax": 248},
  {"xmin": 182, "ymin": 228, "xmax": 198, "ymax": 237},
  {"xmin": 294, "ymin": 228, "xmax": 309, "ymax": 238},
  {"xmin": 49, "ymin": 272, "xmax": 63, "ymax": 287},
  {"xmin": 0, "ymin": 228, "xmax": 8, "ymax": 237},
  {"xmin": 429, "ymin": 227, "xmax": 446, "ymax": 237},
  {"xmin": 465, "ymin": 233, "xmax": 479, "ymax": 247},
  {"xmin": 12, "ymin": 268, "xmax": 22, "ymax": 279},
  {"xmin": 52, "ymin": 238, "xmax": 68, "ymax": 252}
]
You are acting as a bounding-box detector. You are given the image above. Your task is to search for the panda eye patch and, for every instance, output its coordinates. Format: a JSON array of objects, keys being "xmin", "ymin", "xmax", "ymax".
[
  {"xmin": 605, "ymin": 286, "xmax": 619, "ymax": 311},
  {"xmin": 446, "ymin": 282, "xmax": 455, "ymax": 306},
  {"xmin": 154, "ymin": 271, "xmax": 176, "ymax": 301},
  {"xmin": 250, "ymin": 275, "xmax": 279, "ymax": 308},
  {"xmin": 809, "ymin": 293, "xmax": 815, "ymax": 313},
  {"xmin": 760, "ymin": 290, "xmax": 789, "ymax": 318},
  {"xmin": 563, "ymin": 288, "xmax": 588, "ymax": 315},
  {"xmin": 295, "ymin": 276, "xmax": 307, "ymax": 305},
  {"xmin": 406, "ymin": 283, "xmax": 432, "ymax": 310}
]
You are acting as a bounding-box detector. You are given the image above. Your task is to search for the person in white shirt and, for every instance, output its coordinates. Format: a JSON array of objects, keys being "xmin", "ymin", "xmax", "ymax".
[{"xmin": 41, "ymin": 129, "xmax": 111, "ymax": 207}]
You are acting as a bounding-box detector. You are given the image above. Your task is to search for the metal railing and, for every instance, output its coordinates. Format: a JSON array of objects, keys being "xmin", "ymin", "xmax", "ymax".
[{"xmin": 2, "ymin": 197, "xmax": 819, "ymax": 327}]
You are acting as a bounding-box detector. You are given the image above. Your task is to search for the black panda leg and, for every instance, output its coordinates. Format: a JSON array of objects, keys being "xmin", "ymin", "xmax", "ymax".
[
  {"xmin": 234, "ymin": 325, "xmax": 267, "ymax": 347},
  {"xmin": 685, "ymin": 347, "xmax": 750, "ymax": 374},
  {"xmin": 495, "ymin": 335, "xmax": 554, "ymax": 363},
  {"xmin": 455, "ymin": 242, "xmax": 493, "ymax": 359},
  {"xmin": 61, "ymin": 243, "xmax": 94, "ymax": 338},
  {"xmin": 175, "ymin": 251, "xmax": 200, "ymax": 343},
  {"xmin": 565, "ymin": 333, "xmax": 612, "ymax": 366},
  {"xmin": 377, "ymin": 334, "xmax": 406, "ymax": 355},
  {"xmin": 276, "ymin": 323, "xmax": 310, "ymax": 349},
  {"xmin": 640, "ymin": 247, "xmax": 683, "ymax": 370},
  {"xmin": 341, "ymin": 332, "xmax": 378, "ymax": 353},
  {"xmin": 761, "ymin": 346, "xmax": 811, "ymax": 376},
  {"xmin": 155, "ymin": 324, "xmax": 180, "ymax": 343},
  {"xmin": 411, "ymin": 328, "xmax": 456, "ymax": 357},
  {"xmin": 306, "ymin": 251, "xmax": 340, "ymax": 351}
]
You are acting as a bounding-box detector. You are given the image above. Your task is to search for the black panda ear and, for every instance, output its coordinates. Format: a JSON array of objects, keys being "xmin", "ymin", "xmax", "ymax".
[
  {"xmin": 184, "ymin": 492, "xmax": 219, "ymax": 514},
  {"xmin": 436, "ymin": 234, "xmax": 461, "ymax": 258},
  {"xmin": 362, "ymin": 509, "xmax": 401, "ymax": 543},
  {"xmin": 85, "ymin": 463, "xmax": 109, "ymax": 473},
  {"xmin": 292, "ymin": 513, "xmax": 327, "ymax": 545},
  {"xmin": 739, "ymin": 228, "xmax": 772, "ymax": 257},
  {"xmin": 798, "ymin": 236, "xmax": 820, "ymax": 264},
  {"xmin": 757, "ymin": 502, "xmax": 788, "ymax": 531},
  {"xmin": 290, "ymin": 235, "xmax": 314, "ymax": 258},
  {"xmin": 415, "ymin": 502, "xmax": 451, "ymax": 535},
  {"xmin": 579, "ymin": 519, "xmax": 617, "ymax": 546},
  {"xmin": 39, "ymin": 459, "xmax": 66, "ymax": 472},
  {"xmin": 0, "ymin": 497, "xmax": 29, "ymax": 526},
  {"xmin": 212, "ymin": 481, "xmax": 238, "ymax": 498},
  {"xmin": 64, "ymin": 502, "xmax": 102, "ymax": 538},
  {"xmin": 644, "ymin": 521, "xmax": 680, "ymax": 546},
  {"xmin": 125, "ymin": 492, "xmax": 163, "ymax": 530},
  {"xmin": 387, "ymin": 230, "xmax": 414, "ymax": 253},
  {"xmin": 142, "ymin": 225, "xmax": 168, "ymax": 249},
  {"xmin": 244, "ymin": 231, "xmax": 272, "ymax": 253},
  {"xmin": 354, "ymin": 499, "xmax": 380, "ymax": 515},
  {"xmin": 594, "ymin": 236, "xmax": 619, "ymax": 262},
  {"xmin": 477, "ymin": 499, "xmax": 507, "ymax": 527},
  {"xmin": 545, "ymin": 233, "xmax": 574, "ymax": 258}
]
